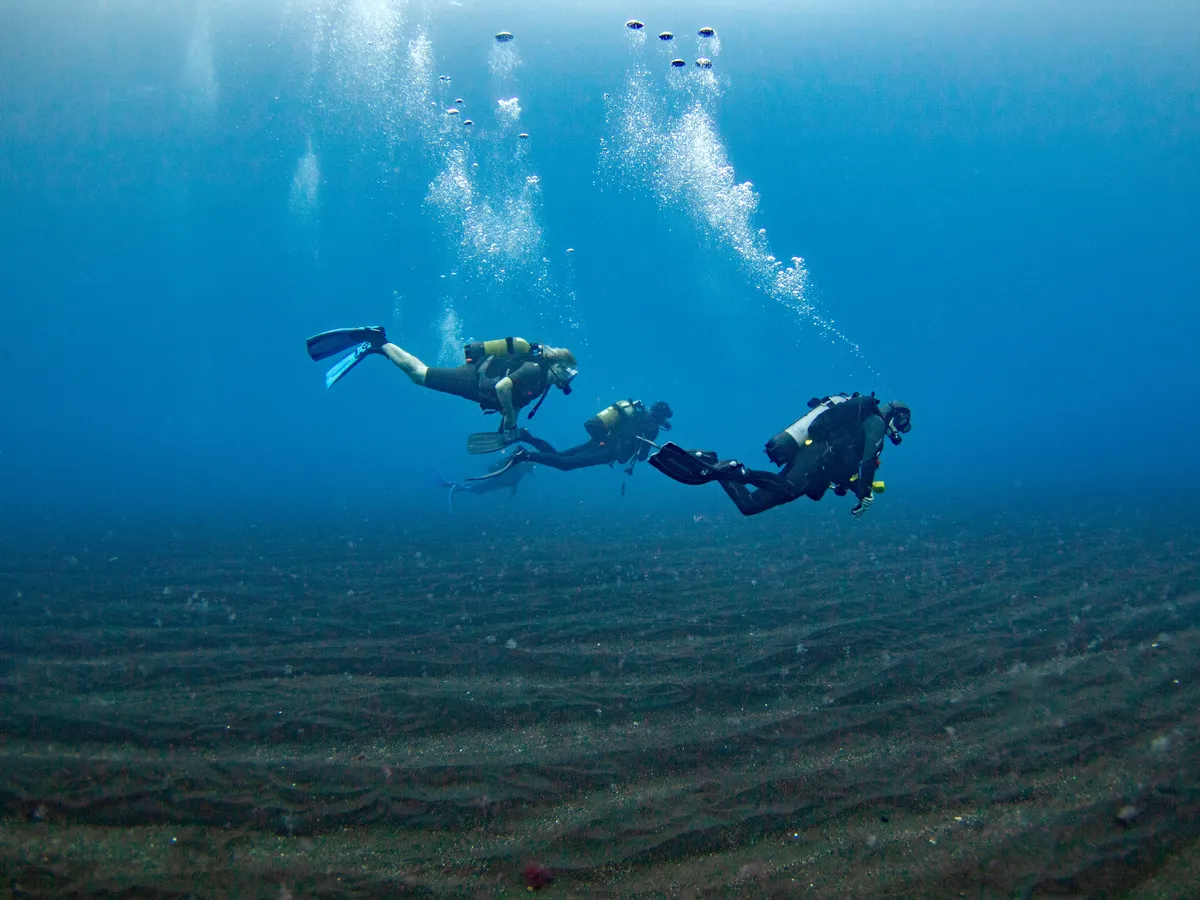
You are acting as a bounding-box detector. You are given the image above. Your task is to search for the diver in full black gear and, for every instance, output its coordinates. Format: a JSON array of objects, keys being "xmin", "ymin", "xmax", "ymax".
[
  {"xmin": 468, "ymin": 400, "xmax": 673, "ymax": 480},
  {"xmin": 648, "ymin": 394, "xmax": 910, "ymax": 517}
]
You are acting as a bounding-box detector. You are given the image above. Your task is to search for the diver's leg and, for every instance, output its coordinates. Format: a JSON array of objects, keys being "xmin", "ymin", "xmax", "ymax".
[
  {"xmin": 517, "ymin": 432, "xmax": 559, "ymax": 454},
  {"xmin": 380, "ymin": 343, "xmax": 429, "ymax": 385},
  {"xmin": 717, "ymin": 466, "xmax": 797, "ymax": 516},
  {"xmin": 523, "ymin": 442, "xmax": 613, "ymax": 471},
  {"xmin": 520, "ymin": 450, "xmax": 578, "ymax": 471},
  {"xmin": 719, "ymin": 481, "xmax": 791, "ymax": 516},
  {"xmin": 741, "ymin": 468, "xmax": 798, "ymax": 493}
]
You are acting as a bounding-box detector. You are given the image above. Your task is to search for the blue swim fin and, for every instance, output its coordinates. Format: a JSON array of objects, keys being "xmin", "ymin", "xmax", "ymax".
[
  {"xmin": 306, "ymin": 326, "xmax": 386, "ymax": 361},
  {"xmin": 465, "ymin": 452, "xmax": 524, "ymax": 483},
  {"xmin": 431, "ymin": 471, "xmax": 459, "ymax": 513},
  {"xmin": 323, "ymin": 342, "xmax": 374, "ymax": 388}
]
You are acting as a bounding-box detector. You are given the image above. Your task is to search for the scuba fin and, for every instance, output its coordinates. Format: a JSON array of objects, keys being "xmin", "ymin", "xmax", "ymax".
[
  {"xmin": 466, "ymin": 430, "xmax": 523, "ymax": 455},
  {"xmin": 306, "ymin": 326, "xmax": 386, "ymax": 361},
  {"xmin": 648, "ymin": 443, "xmax": 724, "ymax": 486},
  {"xmin": 323, "ymin": 342, "xmax": 375, "ymax": 389},
  {"xmin": 431, "ymin": 471, "xmax": 459, "ymax": 513},
  {"xmin": 465, "ymin": 453, "xmax": 523, "ymax": 483}
]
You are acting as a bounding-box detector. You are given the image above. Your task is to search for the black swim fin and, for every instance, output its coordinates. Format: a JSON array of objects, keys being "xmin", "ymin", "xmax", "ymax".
[
  {"xmin": 466, "ymin": 430, "xmax": 523, "ymax": 455},
  {"xmin": 306, "ymin": 326, "xmax": 387, "ymax": 361},
  {"xmin": 648, "ymin": 443, "xmax": 725, "ymax": 486}
]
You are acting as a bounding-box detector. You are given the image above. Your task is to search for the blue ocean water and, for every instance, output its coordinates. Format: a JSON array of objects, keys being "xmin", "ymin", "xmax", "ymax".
[
  {"xmin": 1, "ymin": 0, "xmax": 1198, "ymax": 527},
  {"xmin": 5, "ymin": 6, "xmax": 1200, "ymax": 894}
]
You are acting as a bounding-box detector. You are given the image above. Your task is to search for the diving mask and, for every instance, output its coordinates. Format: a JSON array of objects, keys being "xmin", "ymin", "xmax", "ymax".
[
  {"xmin": 884, "ymin": 403, "xmax": 911, "ymax": 445},
  {"xmin": 551, "ymin": 362, "xmax": 577, "ymax": 394}
]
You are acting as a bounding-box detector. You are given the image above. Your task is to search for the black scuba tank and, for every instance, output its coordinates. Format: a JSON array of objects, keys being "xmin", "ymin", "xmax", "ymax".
[
  {"xmin": 764, "ymin": 395, "xmax": 849, "ymax": 466},
  {"xmin": 763, "ymin": 393, "xmax": 880, "ymax": 466}
]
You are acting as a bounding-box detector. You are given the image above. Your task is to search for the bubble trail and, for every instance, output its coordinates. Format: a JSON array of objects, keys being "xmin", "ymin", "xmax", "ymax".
[{"xmin": 601, "ymin": 27, "xmax": 872, "ymax": 371}]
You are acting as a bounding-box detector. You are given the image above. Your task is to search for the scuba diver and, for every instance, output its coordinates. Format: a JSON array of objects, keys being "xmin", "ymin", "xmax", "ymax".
[
  {"xmin": 305, "ymin": 327, "xmax": 578, "ymax": 446},
  {"xmin": 469, "ymin": 399, "xmax": 674, "ymax": 479},
  {"xmin": 435, "ymin": 449, "xmax": 535, "ymax": 513},
  {"xmin": 649, "ymin": 393, "xmax": 911, "ymax": 518}
]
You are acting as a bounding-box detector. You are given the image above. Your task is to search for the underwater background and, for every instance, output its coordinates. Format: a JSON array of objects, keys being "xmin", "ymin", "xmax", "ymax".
[
  {"xmin": 4, "ymin": 0, "xmax": 1198, "ymax": 526},
  {"xmin": 2, "ymin": 1, "xmax": 1200, "ymax": 897}
]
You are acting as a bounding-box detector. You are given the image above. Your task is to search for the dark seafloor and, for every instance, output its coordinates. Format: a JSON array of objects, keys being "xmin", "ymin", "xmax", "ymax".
[{"xmin": 1, "ymin": 506, "xmax": 1198, "ymax": 899}]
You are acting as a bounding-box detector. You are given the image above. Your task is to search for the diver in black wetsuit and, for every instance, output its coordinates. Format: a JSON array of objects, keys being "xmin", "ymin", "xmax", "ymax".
[
  {"xmin": 472, "ymin": 400, "xmax": 673, "ymax": 479},
  {"xmin": 649, "ymin": 394, "xmax": 911, "ymax": 518}
]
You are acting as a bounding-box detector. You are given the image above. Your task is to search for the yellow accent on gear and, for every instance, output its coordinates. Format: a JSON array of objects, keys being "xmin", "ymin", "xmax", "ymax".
[
  {"xmin": 480, "ymin": 337, "xmax": 533, "ymax": 358},
  {"xmin": 595, "ymin": 399, "xmax": 636, "ymax": 432}
]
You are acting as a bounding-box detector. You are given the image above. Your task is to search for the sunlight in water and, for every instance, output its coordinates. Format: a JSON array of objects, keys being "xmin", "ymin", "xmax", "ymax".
[
  {"xmin": 289, "ymin": 0, "xmax": 579, "ymax": 340},
  {"xmin": 183, "ymin": 6, "xmax": 218, "ymax": 112},
  {"xmin": 436, "ymin": 303, "xmax": 465, "ymax": 365},
  {"xmin": 288, "ymin": 136, "xmax": 321, "ymax": 220}
]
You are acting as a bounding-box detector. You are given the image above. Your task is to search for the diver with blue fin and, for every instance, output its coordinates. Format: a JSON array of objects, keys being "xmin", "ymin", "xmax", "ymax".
[
  {"xmin": 305, "ymin": 327, "xmax": 578, "ymax": 450},
  {"xmin": 305, "ymin": 326, "xmax": 389, "ymax": 388},
  {"xmin": 649, "ymin": 393, "xmax": 911, "ymax": 517},
  {"xmin": 435, "ymin": 448, "xmax": 535, "ymax": 513},
  {"xmin": 468, "ymin": 399, "xmax": 673, "ymax": 480}
]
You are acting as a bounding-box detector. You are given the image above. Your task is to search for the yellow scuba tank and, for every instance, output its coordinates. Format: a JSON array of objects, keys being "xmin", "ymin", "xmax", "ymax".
[
  {"xmin": 464, "ymin": 336, "xmax": 538, "ymax": 365},
  {"xmin": 585, "ymin": 399, "xmax": 641, "ymax": 440}
]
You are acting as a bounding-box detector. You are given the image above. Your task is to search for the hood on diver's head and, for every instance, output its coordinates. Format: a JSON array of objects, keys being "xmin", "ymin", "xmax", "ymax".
[
  {"xmin": 881, "ymin": 400, "xmax": 911, "ymax": 444},
  {"xmin": 542, "ymin": 346, "xmax": 576, "ymax": 367},
  {"xmin": 882, "ymin": 400, "xmax": 911, "ymax": 432},
  {"xmin": 650, "ymin": 400, "xmax": 673, "ymax": 430}
]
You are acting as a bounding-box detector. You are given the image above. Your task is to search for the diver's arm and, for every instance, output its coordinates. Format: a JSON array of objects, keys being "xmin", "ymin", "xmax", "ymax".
[
  {"xmin": 634, "ymin": 423, "xmax": 659, "ymax": 462},
  {"xmin": 855, "ymin": 417, "xmax": 887, "ymax": 498},
  {"xmin": 494, "ymin": 377, "xmax": 517, "ymax": 431}
]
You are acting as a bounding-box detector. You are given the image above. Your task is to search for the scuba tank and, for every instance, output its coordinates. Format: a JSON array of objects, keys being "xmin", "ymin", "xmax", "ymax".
[
  {"xmin": 764, "ymin": 393, "xmax": 883, "ymax": 466},
  {"xmin": 764, "ymin": 394, "xmax": 853, "ymax": 466},
  {"xmin": 464, "ymin": 336, "xmax": 539, "ymax": 366},
  {"xmin": 585, "ymin": 399, "xmax": 644, "ymax": 440}
]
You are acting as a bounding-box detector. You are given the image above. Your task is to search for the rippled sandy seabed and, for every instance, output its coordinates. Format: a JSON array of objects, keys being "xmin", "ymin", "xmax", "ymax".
[{"xmin": 1, "ymin": 508, "xmax": 1198, "ymax": 898}]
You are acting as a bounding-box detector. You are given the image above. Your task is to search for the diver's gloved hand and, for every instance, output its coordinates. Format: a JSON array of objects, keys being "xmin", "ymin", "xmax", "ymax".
[{"xmin": 851, "ymin": 491, "xmax": 874, "ymax": 519}]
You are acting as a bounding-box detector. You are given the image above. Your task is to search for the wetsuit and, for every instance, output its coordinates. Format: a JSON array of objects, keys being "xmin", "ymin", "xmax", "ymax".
[
  {"xmin": 424, "ymin": 357, "xmax": 549, "ymax": 414},
  {"xmin": 519, "ymin": 418, "xmax": 660, "ymax": 472},
  {"xmin": 719, "ymin": 397, "xmax": 889, "ymax": 516}
]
